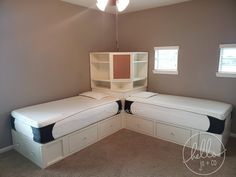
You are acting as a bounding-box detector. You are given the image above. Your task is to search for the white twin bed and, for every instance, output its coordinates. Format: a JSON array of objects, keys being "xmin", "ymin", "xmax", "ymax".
[
  {"xmin": 11, "ymin": 92, "xmax": 122, "ymax": 144},
  {"xmin": 11, "ymin": 91, "xmax": 233, "ymax": 168},
  {"xmin": 125, "ymin": 92, "xmax": 232, "ymax": 134},
  {"xmin": 124, "ymin": 92, "xmax": 232, "ymax": 156}
]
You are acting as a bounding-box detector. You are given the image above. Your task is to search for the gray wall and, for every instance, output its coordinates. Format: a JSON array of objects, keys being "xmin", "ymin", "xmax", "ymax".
[
  {"xmin": 0, "ymin": 0, "xmax": 116, "ymax": 148},
  {"xmin": 119, "ymin": 0, "xmax": 236, "ymax": 132}
]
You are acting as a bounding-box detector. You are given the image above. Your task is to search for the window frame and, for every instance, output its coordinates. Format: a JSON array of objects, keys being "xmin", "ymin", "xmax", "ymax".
[
  {"xmin": 153, "ymin": 46, "xmax": 179, "ymax": 75},
  {"xmin": 216, "ymin": 44, "xmax": 236, "ymax": 78}
]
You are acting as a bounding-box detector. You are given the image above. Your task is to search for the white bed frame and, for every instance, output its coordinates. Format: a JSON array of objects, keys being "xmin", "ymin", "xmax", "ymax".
[
  {"xmin": 12, "ymin": 111, "xmax": 231, "ymax": 168},
  {"xmin": 125, "ymin": 113, "xmax": 231, "ymax": 155},
  {"xmin": 12, "ymin": 113, "xmax": 125, "ymax": 168}
]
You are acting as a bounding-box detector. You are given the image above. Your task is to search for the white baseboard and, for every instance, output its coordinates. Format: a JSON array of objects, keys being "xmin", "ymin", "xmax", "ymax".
[
  {"xmin": 230, "ymin": 133, "xmax": 236, "ymax": 138},
  {"xmin": 0, "ymin": 145, "xmax": 14, "ymax": 154}
]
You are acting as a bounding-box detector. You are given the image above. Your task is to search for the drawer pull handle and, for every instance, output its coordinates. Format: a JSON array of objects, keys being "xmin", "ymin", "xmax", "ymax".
[{"xmin": 170, "ymin": 132, "xmax": 175, "ymax": 136}]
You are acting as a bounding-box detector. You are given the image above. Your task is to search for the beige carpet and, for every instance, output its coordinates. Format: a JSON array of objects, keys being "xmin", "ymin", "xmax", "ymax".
[{"xmin": 0, "ymin": 129, "xmax": 236, "ymax": 177}]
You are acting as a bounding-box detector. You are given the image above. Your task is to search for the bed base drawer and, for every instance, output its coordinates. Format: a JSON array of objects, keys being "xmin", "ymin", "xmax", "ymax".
[
  {"xmin": 99, "ymin": 115, "xmax": 122, "ymax": 139},
  {"xmin": 125, "ymin": 114, "xmax": 227, "ymax": 156},
  {"xmin": 156, "ymin": 123, "xmax": 191, "ymax": 146},
  {"xmin": 12, "ymin": 129, "xmax": 66, "ymax": 168},
  {"xmin": 68, "ymin": 125, "xmax": 98, "ymax": 154},
  {"xmin": 126, "ymin": 115, "xmax": 154, "ymax": 136},
  {"xmin": 12, "ymin": 114, "xmax": 123, "ymax": 169},
  {"xmin": 12, "ymin": 130, "xmax": 43, "ymax": 167}
]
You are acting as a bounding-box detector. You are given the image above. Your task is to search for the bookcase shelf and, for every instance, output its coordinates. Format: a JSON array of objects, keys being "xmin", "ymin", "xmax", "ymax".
[
  {"xmin": 90, "ymin": 52, "xmax": 148, "ymax": 94},
  {"xmin": 92, "ymin": 79, "xmax": 110, "ymax": 82},
  {"xmin": 91, "ymin": 61, "xmax": 110, "ymax": 64}
]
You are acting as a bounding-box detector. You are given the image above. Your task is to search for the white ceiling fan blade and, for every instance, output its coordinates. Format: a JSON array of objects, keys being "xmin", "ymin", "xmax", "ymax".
[
  {"xmin": 116, "ymin": 0, "xmax": 130, "ymax": 12},
  {"xmin": 96, "ymin": 0, "xmax": 109, "ymax": 11}
]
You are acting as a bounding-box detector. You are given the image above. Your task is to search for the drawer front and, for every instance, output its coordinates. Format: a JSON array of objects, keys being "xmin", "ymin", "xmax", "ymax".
[
  {"xmin": 100, "ymin": 116, "xmax": 122, "ymax": 138},
  {"xmin": 12, "ymin": 131, "xmax": 43, "ymax": 167},
  {"xmin": 198, "ymin": 133, "xmax": 222, "ymax": 155},
  {"xmin": 69, "ymin": 125, "xmax": 98, "ymax": 153},
  {"xmin": 126, "ymin": 116, "xmax": 154, "ymax": 136},
  {"xmin": 156, "ymin": 123, "xmax": 191, "ymax": 146},
  {"xmin": 44, "ymin": 140, "xmax": 64, "ymax": 166}
]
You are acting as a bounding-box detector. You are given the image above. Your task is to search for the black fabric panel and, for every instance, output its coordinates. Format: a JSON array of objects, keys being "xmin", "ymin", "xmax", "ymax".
[
  {"xmin": 32, "ymin": 123, "xmax": 55, "ymax": 144},
  {"xmin": 116, "ymin": 100, "xmax": 122, "ymax": 114},
  {"xmin": 10, "ymin": 117, "xmax": 16, "ymax": 130},
  {"xmin": 125, "ymin": 100, "xmax": 133, "ymax": 114},
  {"xmin": 207, "ymin": 116, "xmax": 225, "ymax": 134}
]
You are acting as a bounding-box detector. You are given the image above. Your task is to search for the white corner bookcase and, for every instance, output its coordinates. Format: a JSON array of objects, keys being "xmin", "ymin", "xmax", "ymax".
[{"xmin": 90, "ymin": 52, "xmax": 148, "ymax": 97}]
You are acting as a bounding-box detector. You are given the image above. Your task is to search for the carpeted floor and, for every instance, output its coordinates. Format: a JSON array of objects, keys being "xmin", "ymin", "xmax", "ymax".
[{"xmin": 0, "ymin": 129, "xmax": 236, "ymax": 177}]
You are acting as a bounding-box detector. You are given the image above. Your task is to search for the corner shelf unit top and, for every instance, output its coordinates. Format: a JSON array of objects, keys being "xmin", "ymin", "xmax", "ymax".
[{"xmin": 90, "ymin": 52, "xmax": 148, "ymax": 92}]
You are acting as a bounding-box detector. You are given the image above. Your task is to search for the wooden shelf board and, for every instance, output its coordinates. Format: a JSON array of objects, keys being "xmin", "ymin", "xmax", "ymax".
[
  {"xmin": 133, "ymin": 77, "xmax": 147, "ymax": 81},
  {"xmin": 133, "ymin": 61, "xmax": 148, "ymax": 63},
  {"xmin": 112, "ymin": 79, "xmax": 132, "ymax": 83},
  {"xmin": 111, "ymin": 88, "xmax": 133, "ymax": 93},
  {"xmin": 91, "ymin": 61, "xmax": 110, "ymax": 64},
  {"xmin": 92, "ymin": 86, "xmax": 110, "ymax": 90},
  {"xmin": 133, "ymin": 86, "xmax": 147, "ymax": 89},
  {"xmin": 92, "ymin": 79, "xmax": 110, "ymax": 82}
]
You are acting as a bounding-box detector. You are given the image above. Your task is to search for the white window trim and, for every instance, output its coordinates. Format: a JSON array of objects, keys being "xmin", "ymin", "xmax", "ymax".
[
  {"xmin": 216, "ymin": 44, "xmax": 236, "ymax": 78},
  {"xmin": 153, "ymin": 70, "xmax": 178, "ymax": 75},
  {"xmin": 216, "ymin": 72, "xmax": 236, "ymax": 78},
  {"xmin": 219, "ymin": 44, "xmax": 236, "ymax": 48},
  {"xmin": 154, "ymin": 46, "xmax": 180, "ymax": 50},
  {"xmin": 153, "ymin": 46, "xmax": 179, "ymax": 75}
]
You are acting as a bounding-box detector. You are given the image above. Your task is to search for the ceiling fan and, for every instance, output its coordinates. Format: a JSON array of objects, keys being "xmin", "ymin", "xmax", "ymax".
[{"xmin": 96, "ymin": 0, "xmax": 130, "ymax": 12}]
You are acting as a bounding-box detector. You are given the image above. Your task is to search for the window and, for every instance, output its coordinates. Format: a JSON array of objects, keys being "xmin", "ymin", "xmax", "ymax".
[
  {"xmin": 153, "ymin": 46, "xmax": 179, "ymax": 75},
  {"xmin": 216, "ymin": 44, "xmax": 236, "ymax": 78}
]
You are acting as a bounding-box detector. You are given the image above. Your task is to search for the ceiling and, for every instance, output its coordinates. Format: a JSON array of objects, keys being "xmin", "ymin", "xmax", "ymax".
[{"xmin": 61, "ymin": 0, "xmax": 191, "ymax": 14}]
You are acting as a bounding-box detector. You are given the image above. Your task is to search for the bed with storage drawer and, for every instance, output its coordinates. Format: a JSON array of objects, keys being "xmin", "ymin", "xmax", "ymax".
[
  {"xmin": 125, "ymin": 92, "xmax": 232, "ymax": 154},
  {"xmin": 11, "ymin": 91, "xmax": 123, "ymax": 168}
]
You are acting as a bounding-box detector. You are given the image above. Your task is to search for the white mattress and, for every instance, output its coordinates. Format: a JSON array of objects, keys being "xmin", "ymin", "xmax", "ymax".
[
  {"xmin": 130, "ymin": 102, "xmax": 211, "ymax": 131},
  {"xmin": 127, "ymin": 94, "xmax": 232, "ymax": 120},
  {"xmin": 12, "ymin": 96, "xmax": 120, "ymax": 141},
  {"xmin": 12, "ymin": 96, "xmax": 119, "ymax": 128}
]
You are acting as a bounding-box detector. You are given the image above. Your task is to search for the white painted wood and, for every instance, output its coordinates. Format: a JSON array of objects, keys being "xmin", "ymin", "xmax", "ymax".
[
  {"xmin": 90, "ymin": 52, "xmax": 148, "ymax": 95},
  {"xmin": 100, "ymin": 115, "xmax": 122, "ymax": 139},
  {"xmin": 11, "ymin": 114, "xmax": 122, "ymax": 169},
  {"xmin": 219, "ymin": 44, "xmax": 236, "ymax": 48},
  {"xmin": 68, "ymin": 125, "xmax": 98, "ymax": 154},
  {"xmin": 154, "ymin": 46, "xmax": 180, "ymax": 50},
  {"xmin": 12, "ymin": 130, "xmax": 45, "ymax": 168},
  {"xmin": 124, "ymin": 114, "xmax": 229, "ymax": 155},
  {"xmin": 216, "ymin": 72, "xmax": 236, "ymax": 78},
  {"xmin": 190, "ymin": 130, "xmax": 200, "ymax": 148},
  {"xmin": 217, "ymin": 44, "xmax": 236, "ymax": 76},
  {"xmin": 153, "ymin": 70, "xmax": 179, "ymax": 75},
  {"xmin": 11, "ymin": 109, "xmax": 230, "ymax": 168},
  {"xmin": 126, "ymin": 115, "xmax": 154, "ymax": 136},
  {"xmin": 43, "ymin": 140, "xmax": 64, "ymax": 167},
  {"xmin": 92, "ymin": 84, "xmax": 146, "ymax": 99},
  {"xmin": 156, "ymin": 122, "xmax": 191, "ymax": 146},
  {"xmin": 222, "ymin": 114, "xmax": 232, "ymax": 146},
  {"xmin": 121, "ymin": 112, "xmax": 127, "ymax": 128},
  {"xmin": 198, "ymin": 133, "xmax": 225, "ymax": 155}
]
